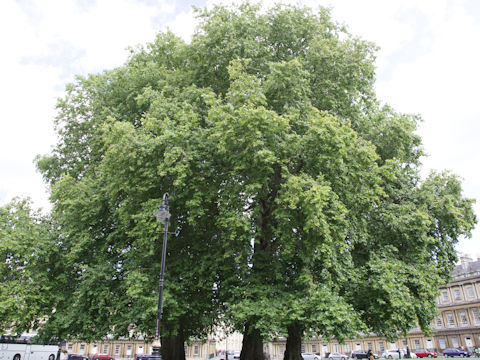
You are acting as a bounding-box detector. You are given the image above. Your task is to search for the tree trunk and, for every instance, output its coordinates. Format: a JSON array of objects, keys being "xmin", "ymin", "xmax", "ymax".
[
  {"xmin": 161, "ymin": 330, "xmax": 186, "ymax": 360},
  {"xmin": 240, "ymin": 322, "xmax": 265, "ymax": 360},
  {"xmin": 283, "ymin": 322, "xmax": 304, "ymax": 360}
]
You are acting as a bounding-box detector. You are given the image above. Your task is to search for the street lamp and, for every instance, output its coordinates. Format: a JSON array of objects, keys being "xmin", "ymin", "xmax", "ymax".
[{"xmin": 152, "ymin": 193, "xmax": 170, "ymax": 358}]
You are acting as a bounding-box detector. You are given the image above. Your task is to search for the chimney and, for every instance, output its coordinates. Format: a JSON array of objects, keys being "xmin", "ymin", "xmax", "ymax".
[{"xmin": 460, "ymin": 253, "xmax": 473, "ymax": 270}]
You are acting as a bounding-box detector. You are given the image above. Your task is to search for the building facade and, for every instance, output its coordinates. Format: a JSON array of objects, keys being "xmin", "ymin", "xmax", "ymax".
[
  {"xmin": 268, "ymin": 255, "xmax": 480, "ymax": 359},
  {"xmin": 433, "ymin": 255, "xmax": 480, "ymax": 351},
  {"xmin": 64, "ymin": 339, "xmax": 216, "ymax": 360},
  {"xmin": 65, "ymin": 255, "xmax": 480, "ymax": 360}
]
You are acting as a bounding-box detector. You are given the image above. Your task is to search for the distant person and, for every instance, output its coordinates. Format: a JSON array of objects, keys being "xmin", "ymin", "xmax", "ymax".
[{"xmin": 367, "ymin": 350, "xmax": 374, "ymax": 360}]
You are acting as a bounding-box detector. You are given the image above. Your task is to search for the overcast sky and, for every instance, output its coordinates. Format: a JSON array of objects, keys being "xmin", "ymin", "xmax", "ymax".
[{"xmin": 1, "ymin": 0, "xmax": 479, "ymax": 257}]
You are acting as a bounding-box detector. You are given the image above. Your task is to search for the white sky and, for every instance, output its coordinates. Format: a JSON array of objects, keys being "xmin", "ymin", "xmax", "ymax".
[{"xmin": 0, "ymin": 0, "xmax": 478, "ymax": 257}]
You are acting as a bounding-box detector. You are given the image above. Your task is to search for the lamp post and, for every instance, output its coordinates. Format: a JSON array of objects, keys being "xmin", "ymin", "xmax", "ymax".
[{"xmin": 152, "ymin": 193, "xmax": 170, "ymax": 358}]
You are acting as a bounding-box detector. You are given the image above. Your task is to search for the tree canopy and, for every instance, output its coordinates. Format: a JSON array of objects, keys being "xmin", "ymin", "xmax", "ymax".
[
  {"xmin": 1, "ymin": 3, "xmax": 474, "ymax": 360},
  {"xmin": 0, "ymin": 198, "xmax": 60, "ymax": 338}
]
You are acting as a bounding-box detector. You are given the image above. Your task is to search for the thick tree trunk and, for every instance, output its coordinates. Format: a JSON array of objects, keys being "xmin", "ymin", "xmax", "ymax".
[
  {"xmin": 240, "ymin": 322, "xmax": 265, "ymax": 360},
  {"xmin": 161, "ymin": 330, "xmax": 186, "ymax": 360},
  {"xmin": 283, "ymin": 322, "xmax": 304, "ymax": 360}
]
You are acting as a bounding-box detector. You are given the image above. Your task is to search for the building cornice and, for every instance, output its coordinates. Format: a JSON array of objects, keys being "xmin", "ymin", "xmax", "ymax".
[{"xmin": 438, "ymin": 298, "xmax": 480, "ymax": 309}]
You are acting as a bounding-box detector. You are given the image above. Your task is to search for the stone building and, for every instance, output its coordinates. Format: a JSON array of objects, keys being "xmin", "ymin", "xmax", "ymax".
[
  {"xmin": 65, "ymin": 255, "xmax": 480, "ymax": 360},
  {"xmin": 268, "ymin": 254, "xmax": 480, "ymax": 359},
  {"xmin": 64, "ymin": 338, "xmax": 216, "ymax": 360},
  {"xmin": 433, "ymin": 254, "xmax": 480, "ymax": 351}
]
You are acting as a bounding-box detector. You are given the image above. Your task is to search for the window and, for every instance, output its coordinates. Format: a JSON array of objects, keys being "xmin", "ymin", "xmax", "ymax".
[
  {"xmin": 467, "ymin": 287, "xmax": 475, "ymax": 297},
  {"xmin": 334, "ymin": 344, "xmax": 339, "ymax": 352},
  {"xmin": 279, "ymin": 346, "xmax": 284, "ymax": 355},
  {"xmin": 127, "ymin": 345, "xmax": 132, "ymax": 356},
  {"xmin": 436, "ymin": 316, "xmax": 443, "ymax": 328},
  {"xmin": 452, "ymin": 337, "xmax": 459, "ymax": 348},
  {"xmin": 103, "ymin": 345, "xmax": 109, "ymax": 354},
  {"xmin": 379, "ymin": 342, "xmax": 384, "ymax": 352},
  {"xmin": 368, "ymin": 343, "xmax": 372, "ymax": 350},
  {"xmin": 454, "ymin": 289, "xmax": 462, "ymax": 300},
  {"xmin": 312, "ymin": 345, "xmax": 317, "ymax": 353},
  {"xmin": 356, "ymin": 344, "xmax": 361, "ymax": 351},
  {"xmin": 460, "ymin": 311, "xmax": 468, "ymax": 325},
  {"xmin": 137, "ymin": 346, "xmax": 144, "ymax": 355},
  {"xmin": 390, "ymin": 343, "xmax": 396, "ymax": 350},
  {"xmin": 115, "ymin": 345, "xmax": 120, "ymax": 355},
  {"xmin": 473, "ymin": 309, "xmax": 480, "ymax": 324},
  {"xmin": 194, "ymin": 345, "xmax": 199, "ymax": 355},
  {"xmin": 402, "ymin": 341, "xmax": 407, "ymax": 348},
  {"xmin": 68, "ymin": 344, "xmax": 73, "ymax": 351},
  {"xmin": 447, "ymin": 313, "xmax": 455, "ymax": 326},
  {"xmin": 414, "ymin": 340, "xmax": 420, "ymax": 350},
  {"xmin": 345, "ymin": 344, "xmax": 350, "ymax": 353},
  {"xmin": 439, "ymin": 338, "xmax": 446, "ymax": 349},
  {"xmin": 301, "ymin": 345, "xmax": 305, "ymax": 353},
  {"xmin": 80, "ymin": 345, "xmax": 85, "ymax": 351},
  {"xmin": 442, "ymin": 291, "xmax": 449, "ymax": 302}
]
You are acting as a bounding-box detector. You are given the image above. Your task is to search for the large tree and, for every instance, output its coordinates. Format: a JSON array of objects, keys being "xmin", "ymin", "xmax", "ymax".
[{"xmin": 31, "ymin": 3, "xmax": 476, "ymax": 360}]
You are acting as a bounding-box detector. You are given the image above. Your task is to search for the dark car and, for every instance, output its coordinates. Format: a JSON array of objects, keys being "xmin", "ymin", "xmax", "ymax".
[
  {"xmin": 67, "ymin": 355, "xmax": 89, "ymax": 360},
  {"xmin": 443, "ymin": 348, "xmax": 470, "ymax": 358},
  {"xmin": 414, "ymin": 350, "xmax": 437, "ymax": 358},
  {"xmin": 352, "ymin": 350, "xmax": 379, "ymax": 359},
  {"xmin": 135, "ymin": 355, "xmax": 162, "ymax": 360}
]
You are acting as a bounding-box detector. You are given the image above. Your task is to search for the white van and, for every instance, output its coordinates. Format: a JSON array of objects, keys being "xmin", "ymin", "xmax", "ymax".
[{"xmin": 0, "ymin": 342, "xmax": 59, "ymax": 360}]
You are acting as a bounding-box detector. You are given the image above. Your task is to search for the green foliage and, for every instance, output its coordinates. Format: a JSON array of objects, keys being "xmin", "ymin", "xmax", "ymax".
[
  {"xmin": 28, "ymin": 1, "xmax": 477, "ymax": 352},
  {"xmin": 0, "ymin": 199, "xmax": 58, "ymax": 336}
]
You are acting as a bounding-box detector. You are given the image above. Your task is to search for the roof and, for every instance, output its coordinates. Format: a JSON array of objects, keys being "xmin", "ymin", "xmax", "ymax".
[{"xmin": 451, "ymin": 258, "xmax": 480, "ymax": 280}]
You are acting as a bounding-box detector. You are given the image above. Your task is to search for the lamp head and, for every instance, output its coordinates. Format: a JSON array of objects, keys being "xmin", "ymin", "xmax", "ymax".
[
  {"xmin": 153, "ymin": 193, "xmax": 170, "ymax": 222},
  {"xmin": 154, "ymin": 204, "xmax": 170, "ymax": 222}
]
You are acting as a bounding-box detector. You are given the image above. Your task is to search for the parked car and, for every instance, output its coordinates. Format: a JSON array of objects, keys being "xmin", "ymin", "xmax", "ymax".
[
  {"xmin": 301, "ymin": 353, "xmax": 321, "ymax": 360},
  {"xmin": 328, "ymin": 352, "xmax": 348, "ymax": 360},
  {"xmin": 443, "ymin": 348, "xmax": 471, "ymax": 357},
  {"xmin": 381, "ymin": 349, "xmax": 419, "ymax": 359},
  {"xmin": 414, "ymin": 349, "xmax": 437, "ymax": 358},
  {"xmin": 220, "ymin": 351, "xmax": 240, "ymax": 360},
  {"xmin": 352, "ymin": 350, "xmax": 379, "ymax": 359},
  {"xmin": 382, "ymin": 350, "xmax": 402, "ymax": 359},
  {"xmin": 67, "ymin": 355, "xmax": 89, "ymax": 360},
  {"xmin": 134, "ymin": 355, "xmax": 161, "ymax": 360},
  {"xmin": 92, "ymin": 354, "xmax": 115, "ymax": 360}
]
